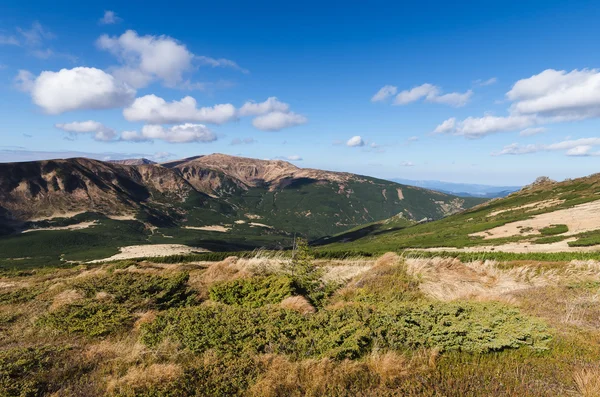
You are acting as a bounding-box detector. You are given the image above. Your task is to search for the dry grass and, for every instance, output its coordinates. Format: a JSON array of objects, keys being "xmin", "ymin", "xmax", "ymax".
[
  {"xmin": 50, "ymin": 289, "xmax": 84, "ymax": 310},
  {"xmin": 280, "ymin": 295, "xmax": 316, "ymax": 314},
  {"xmin": 573, "ymin": 367, "xmax": 600, "ymax": 397},
  {"xmin": 106, "ymin": 363, "xmax": 183, "ymax": 394},
  {"xmin": 405, "ymin": 257, "xmax": 558, "ymax": 302}
]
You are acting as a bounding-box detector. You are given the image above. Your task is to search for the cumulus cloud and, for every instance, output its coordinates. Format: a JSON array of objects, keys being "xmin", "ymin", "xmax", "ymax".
[
  {"xmin": 97, "ymin": 30, "xmax": 194, "ymax": 88},
  {"xmin": 494, "ymin": 137, "xmax": 600, "ymax": 157},
  {"xmin": 391, "ymin": 83, "xmax": 472, "ymax": 107},
  {"xmin": 123, "ymin": 95, "xmax": 305, "ymax": 131},
  {"xmin": 439, "ymin": 69, "xmax": 600, "ymax": 138},
  {"xmin": 238, "ymin": 97, "xmax": 290, "ymax": 116},
  {"xmin": 434, "ymin": 114, "xmax": 536, "ymax": 138},
  {"xmin": 55, "ymin": 120, "xmax": 117, "ymax": 141},
  {"xmin": 17, "ymin": 67, "xmax": 135, "ymax": 114},
  {"xmin": 99, "ymin": 11, "xmax": 122, "ymax": 25},
  {"xmin": 252, "ymin": 111, "xmax": 307, "ymax": 131},
  {"xmin": 97, "ymin": 30, "xmax": 245, "ymax": 89},
  {"xmin": 371, "ymin": 85, "xmax": 397, "ymax": 102},
  {"xmin": 507, "ymin": 69, "xmax": 600, "ymax": 119},
  {"xmin": 231, "ymin": 137, "xmax": 256, "ymax": 145},
  {"xmin": 121, "ymin": 123, "xmax": 216, "ymax": 143},
  {"xmin": 123, "ymin": 94, "xmax": 236, "ymax": 124},
  {"xmin": 346, "ymin": 135, "xmax": 365, "ymax": 147}
]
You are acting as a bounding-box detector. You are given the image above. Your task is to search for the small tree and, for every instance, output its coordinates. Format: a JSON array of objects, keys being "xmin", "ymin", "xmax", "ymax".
[{"xmin": 285, "ymin": 238, "xmax": 324, "ymax": 303}]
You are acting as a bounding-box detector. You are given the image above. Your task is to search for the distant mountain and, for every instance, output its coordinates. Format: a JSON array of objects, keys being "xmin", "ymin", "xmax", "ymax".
[
  {"xmin": 0, "ymin": 154, "xmax": 485, "ymax": 246},
  {"xmin": 109, "ymin": 158, "xmax": 157, "ymax": 166},
  {"xmin": 390, "ymin": 178, "xmax": 521, "ymax": 198},
  {"xmin": 325, "ymin": 172, "xmax": 600, "ymax": 253}
]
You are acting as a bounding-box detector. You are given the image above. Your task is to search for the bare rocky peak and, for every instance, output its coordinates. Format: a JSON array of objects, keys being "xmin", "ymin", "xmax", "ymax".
[
  {"xmin": 167, "ymin": 153, "xmax": 357, "ymax": 188},
  {"xmin": 521, "ymin": 176, "xmax": 557, "ymax": 191},
  {"xmin": 110, "ymin": 158, "xmax": 156, "ymax": 166}
]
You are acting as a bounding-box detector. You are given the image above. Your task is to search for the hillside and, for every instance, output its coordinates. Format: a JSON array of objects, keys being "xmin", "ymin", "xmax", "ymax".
[
  {"xmin": 325, "ymin": 173, "xmax": 600, "ymax": 253},
  {"xmin": 0, "ymin": 154, "xmax": 484, "ymax": 264}
]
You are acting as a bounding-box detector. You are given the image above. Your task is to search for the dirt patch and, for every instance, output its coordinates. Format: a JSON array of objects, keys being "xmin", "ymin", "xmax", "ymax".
[
  {"xmin": 106, "ymin": 214, "xmax": 137, "ymax": 221},
  {"xmin": 472, "ymin": 200, "xmax": 600, "ymax": 240},
  {"xmin": 184, "ymin": 225, "xmax": 230, "ymax": 232},
  {"xmin": 487, "ymin": 199, "xmax": 565, "ymax": 217},
  {"xmin": 417, "ymin": 238, "xmax": 600, "ymax": 253},
  {"xmin": 249, "ymin": 222, "xmax": 273, "ymax": 229},
  {"xmin": 397, "ymin": 188, "xmax": 404, "ymax": 200},
  {"xmin": 88, "ymin": 244, "xmax": 208, "ymax": 263},
  {"xmin": 28, "ymin": 211, "xmax": 86, "ymax": 221},
  {"xmin": 21, "ymin": 221, "xmax": 98, "ymax": 233}
]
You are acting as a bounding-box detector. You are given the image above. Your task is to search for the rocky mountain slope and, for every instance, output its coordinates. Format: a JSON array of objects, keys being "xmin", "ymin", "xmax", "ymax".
[
  {"xmin": 325, "ymin": 172, "xmax": 600, "ymax": 253},
  {"xmin": 0, "ymin": 154, "xmax": 484, "ymax": 252}
]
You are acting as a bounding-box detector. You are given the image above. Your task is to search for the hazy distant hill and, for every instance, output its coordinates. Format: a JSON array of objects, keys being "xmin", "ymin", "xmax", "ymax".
[{"xmin": 390, "ymin": 178, "xmax": 520, "ymax": 198}]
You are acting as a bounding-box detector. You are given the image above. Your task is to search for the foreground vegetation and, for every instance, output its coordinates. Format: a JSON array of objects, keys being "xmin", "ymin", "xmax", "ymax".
[{"xmin": 2, "ymin": 245, "xmax": 600, "ymax": 396}]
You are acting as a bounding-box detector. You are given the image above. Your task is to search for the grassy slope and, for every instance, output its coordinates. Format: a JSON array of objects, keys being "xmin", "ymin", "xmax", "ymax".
[
  {"xmin": 1, "ymin": 253, "xmax": 599, "ymax": 396},
  {"xmin": 322, "ymin": 175, "xmax": 600, "ymax": 253}
]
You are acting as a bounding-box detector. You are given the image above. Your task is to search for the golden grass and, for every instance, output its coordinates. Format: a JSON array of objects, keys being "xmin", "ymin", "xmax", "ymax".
[
  {"xmin": 50, "ymin": 289, "xmax": 84, "ymax": 310},
  {"xmin": 573, "ymin": 367, "xmax": 600, "ymax": 397},
  {"xmin": 106, "ymin": 363, "xmax": 183, "ymax": 394},
  {"xmin": 280, "ymin": 295, "xmax": 316, "ymax": 314}
]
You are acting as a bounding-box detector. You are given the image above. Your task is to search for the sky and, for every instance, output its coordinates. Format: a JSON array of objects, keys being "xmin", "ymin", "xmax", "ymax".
[{"xmin": 1, "ymin": 0, "xmax": 600, "ymax": 185}]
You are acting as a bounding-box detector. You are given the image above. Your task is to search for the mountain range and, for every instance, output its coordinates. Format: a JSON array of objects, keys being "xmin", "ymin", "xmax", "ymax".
[
  {"xmin": 0, "ymin": 154, "xmax": 485, "ymax": 263},
  {"xmin": 390, "ymin": 178, "xmax": 521, "ymax": 198}
]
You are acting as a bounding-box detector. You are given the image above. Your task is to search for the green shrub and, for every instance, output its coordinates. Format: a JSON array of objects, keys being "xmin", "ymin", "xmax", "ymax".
[
  {"xmin": 568, "ymin": 230, "xmax": 600, "ymax": 247},
  {"xmin": 0, "ymin": 346, "xmax": 67, "ymax": 396},
  {"xmin": 140, "ymin": 301, "xmax": 551, "ymax": 359},
  {"xmin": 39, "ymin": 301, "xmax": 133, "ymax": 337},
  {"xmin": 71, "ymin": 272, "xmax": 196, "ymax": 310},
  {"xmin": 0, "ymin": 287, "xmax": 42, "ymax": 304},
  {"xmin": 539, "ymin": 224, "xmax": 568, "ymax": 236},
  {"xmin": 209, "ymin": 275, "xmax": 295, "ymax": 308}
]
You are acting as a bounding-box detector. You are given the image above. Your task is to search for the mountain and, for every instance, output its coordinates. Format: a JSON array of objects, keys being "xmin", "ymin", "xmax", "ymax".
[
  {"xmin": 109, "ymin": 158, "xmax": 157, "ymax": 165},
  {"xmin": 325, "ymin": 173, "xmax": 600, "ymax": 253},
  {"xmin": 0, "ymin": 154, "xmax": 485, "ymax": 263},
  {"xmin": 390, "ymin": 178, "xmax": 521, "ymax": 198}
]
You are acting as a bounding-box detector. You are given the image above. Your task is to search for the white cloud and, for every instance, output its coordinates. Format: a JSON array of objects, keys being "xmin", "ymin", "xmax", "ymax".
[
  {"xmin": 196, "ymin": 55, "xmax": 249, "ymax": 74},
  {"xmin": 121, "ymin": 123, "xmax": 216, "ymax": 143},
  {"xmin": 494, "ymin": 137, "xmax": 600, "ymax": 157},
  {"xmin": 474, "ymin": 77, "xmax": 497, "ymax": 86},
  {"xmin": 400, "ymin": 161, "xmax": 415, "ymax": 167},
  {"xmin": 507, "ymin": 69, "xmax": 600, "ymax": 119},
  {"xmin": 394, "ymin": 83, "xmax": 439, "ymax": 105},
  {"xmin": 392, "ymin": 83, "xmax": 472, "ymax": 107},
  {"xmin": 99, "ymin": 11, "xmax": 122, "ymax": 25},
  {"xmin": 346, "ymin": 135, "xmax": 365, "ymax": 147},
  {"xmin": 55, "ymin": 120, "xmax": 117, "ymax": 141},
  {"xmin": 252, "ymin": 111, "xmax": 307, "ymax": 131},
  {"xmin": 428, "ymin": 90, "xmax": 473, "ymax": 107},
  {"xmin": 17, "ymin": 22, "xmax": 54, "ymax": 46},
  {"xmin": 97, "ymin": 30, "xmax": 245, "ymax": 89},
  {"xmin": 231, "ymin": 137, "xmax": 256, "ymax": 145},
  {"xmin": 434, "ymin": 69, "xmax": 600, "ymax": 139},
  {"xmin": 97, "ymin": 30, "xmax": 194, "ymax": 88},
  {"xmin": 276, "ymin": 155, "xmax": 302, "ymax": 161},
  {"xmin": 123, "ymin": 94, "xmax": 236, "ymax": 124},
  {"xmin": 17, "ymin": 67, "xmax": 135, "ymax": 114},
  {"xmin": 520, "ymin": 127, "xmax": 546, "ymax": 136},
  {"xmin": 434, "ymin": 114, "xmax": 536, "ymax": 138},
  {"xmin": 238, "ymin": 97, "xmax": 289, "ymax": 116},
  {"xmin": 371, "ymin": 85, "xmax": 397, "ymax": 102}
]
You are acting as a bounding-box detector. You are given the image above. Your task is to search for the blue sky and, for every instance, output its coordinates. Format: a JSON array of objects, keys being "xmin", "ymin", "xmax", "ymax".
[{"xmin": 1, "ymin": 0, "xmax": 600, "ymax": 185}]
